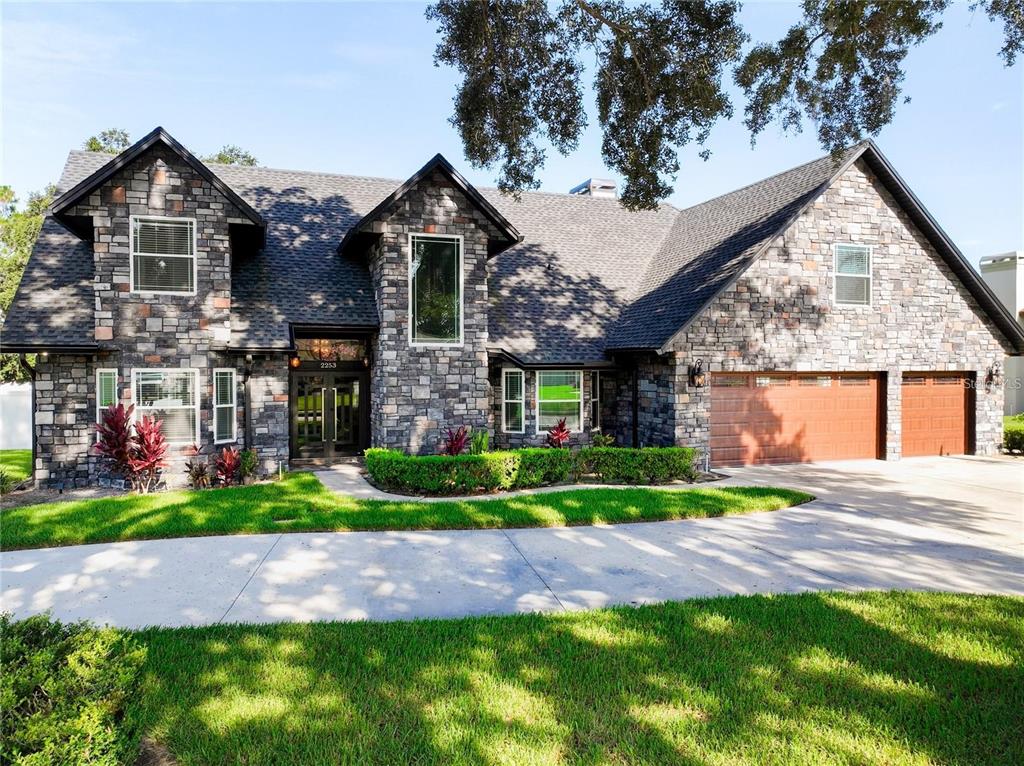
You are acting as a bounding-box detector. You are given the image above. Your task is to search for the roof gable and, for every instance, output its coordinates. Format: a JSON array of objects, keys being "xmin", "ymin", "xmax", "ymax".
[
  {"xmin": 50, "ymin": 126, "xmax": 265, "ymax": 242},
  {"xmin": 337, "ymin": 153, "xmax": 522, "ymax": 258},
  {"xmin": 608, "ymin": 141, "xmax": 1024, "ymax": 355}
]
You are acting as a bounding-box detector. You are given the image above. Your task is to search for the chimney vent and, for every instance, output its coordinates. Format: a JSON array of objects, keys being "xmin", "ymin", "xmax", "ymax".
[{"xmin": 569, "ymin": 178, "xmax": 616, "ymax": 199}]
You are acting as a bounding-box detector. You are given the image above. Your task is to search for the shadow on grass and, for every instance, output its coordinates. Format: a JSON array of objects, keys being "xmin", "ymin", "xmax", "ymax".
[
  {"xmin": 130, "ymin": 591, "xmax": 1024, "ymax": 765},
  {"xmin": 0, "ymin": 473, "xmax": 809, "ymax": 550}
]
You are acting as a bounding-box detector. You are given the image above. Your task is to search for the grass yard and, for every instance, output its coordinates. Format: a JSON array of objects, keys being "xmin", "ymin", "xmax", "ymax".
[
  {"xmin": 0, "ymin": 448, "xmax": 32, "ymax": 486},
  {"xmin": 130, "ymin": 591, "xmax": 1024, "ymax": 765},
  {"xmin": 0, "ymin": 471, "xmax": 810, "ymax": 551}
]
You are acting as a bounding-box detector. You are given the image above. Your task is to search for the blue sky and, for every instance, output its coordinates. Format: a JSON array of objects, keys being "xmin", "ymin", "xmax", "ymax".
[{"xmin": 2, "ymin": 1, "xmax": 1021, "ymax": 267}]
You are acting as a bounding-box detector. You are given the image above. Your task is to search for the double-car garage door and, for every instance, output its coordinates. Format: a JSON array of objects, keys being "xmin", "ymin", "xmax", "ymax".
[{"xmin": 710, "ymin": 372, "xmax": 969, "ymax": 466}]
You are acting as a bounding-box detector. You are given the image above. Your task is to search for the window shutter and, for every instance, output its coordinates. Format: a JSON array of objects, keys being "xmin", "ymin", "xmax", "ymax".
[{"xmin": 214, "ymin": 369, "xmax": 236, "ymax": 443}]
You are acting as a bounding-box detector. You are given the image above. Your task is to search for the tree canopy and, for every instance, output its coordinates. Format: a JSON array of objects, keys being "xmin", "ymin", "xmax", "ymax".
[
  {"xmin": 83, "ymin": 128, "xmax": 131, "ymax": 154},
  {"xmin": 428, "ymin": 0, "xmax": 1023, "ymax": 210},
  {"xmin": 202, "ymin": 145, "xmax": 259, "ymax": 166}
]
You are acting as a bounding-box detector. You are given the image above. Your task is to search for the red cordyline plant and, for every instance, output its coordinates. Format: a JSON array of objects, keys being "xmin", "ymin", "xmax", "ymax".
[
  {"xmin": 441, "ymin": 426, "xmax": 470, "ymax": 456},
  {"xmin": 546, "ymin": 418, "xmax": 571, "ymax": 448},
  {"xmin": 214, "ymin": 446, "xmax": 242, "ymax": 486},
  {"xmin": 95, "ymin": 403, "xmax": 134, "ymax": 478},
  {"xmin": 129, "ymin": 415, "xmax": 168, "ymax": 494},
  {"xmin": 95, "ymin": 404, "xmax": 168, "ymax": 493}
]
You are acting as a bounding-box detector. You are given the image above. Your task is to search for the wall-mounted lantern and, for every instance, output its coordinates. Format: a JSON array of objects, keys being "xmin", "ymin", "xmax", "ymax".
[
  {"xmin": 986, "ymin": 362, "xmax": 1003, "ymax": 389},
  {"xmin": 288, "ymin": 355, "xmax": 301, "ymax": 369},
  {"xmin": 688, "ymin": 359, "xmax": 706, "ymax": 388}
]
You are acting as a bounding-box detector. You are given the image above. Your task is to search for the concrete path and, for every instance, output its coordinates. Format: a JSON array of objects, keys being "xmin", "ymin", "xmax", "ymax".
[{"xmin": 1, "ymin": 456, "xmax": 1021, "ymax": 628}]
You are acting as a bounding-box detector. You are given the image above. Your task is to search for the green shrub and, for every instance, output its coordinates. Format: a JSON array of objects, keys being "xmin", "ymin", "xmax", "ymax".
[
  {"xmin": 579, "ymin": 447, "xmax": 698, "ymax": 484},
  {"xmin": 1004, "ymin": 417, "xmax": 1024, "ymax": 454},
  {"xmin": 469, "ymin": 429, "xmax": 489, "ymax": 455},
  {"xmin": 0, "ymin": 612, "xmax": 145, "ymax": 766},
  {"xmin": 365, "ymin": 447, "xmax": 698, "ymax": 494}
]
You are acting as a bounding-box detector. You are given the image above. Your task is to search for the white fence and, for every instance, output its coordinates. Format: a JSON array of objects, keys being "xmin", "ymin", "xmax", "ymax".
[{"xmin": 0, "ymin": 382, "xmax": 32, "ymax": 450}]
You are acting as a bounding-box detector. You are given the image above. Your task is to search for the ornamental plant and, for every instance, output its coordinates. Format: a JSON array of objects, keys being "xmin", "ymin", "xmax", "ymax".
[
  {"xmin": 95, "ymin": 403, "xmax": 135, "ymax": 480},
  {"xmin": 239, "ymin": 448, "xmax": 259, "ymax": 480},
  {"xmin": 129, "ymin": 415, "xmax": 168, "ymax": 494},
  {"xmin": 214, "ymin": 446, "xmax": 242, "ymax": 486},
  {"xmin": 441, "ymin": 426, "xmax": 470, "ymax": 456},
  {"xmin": 470, "ymin": 428, "xmax": 489, "ymax": 455},
  {"xmin": 184, "ymin": 446, "xmax": 211, "ymax": 489},
  {"xmin": 546, "ymin": 418, "xmax": 571, "ymax": 448}
]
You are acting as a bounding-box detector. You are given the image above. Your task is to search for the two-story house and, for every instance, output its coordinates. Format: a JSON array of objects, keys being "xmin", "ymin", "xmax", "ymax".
[{"xmin": 3, "ymin": 127, "xmax": 1022, "ymax": 487}]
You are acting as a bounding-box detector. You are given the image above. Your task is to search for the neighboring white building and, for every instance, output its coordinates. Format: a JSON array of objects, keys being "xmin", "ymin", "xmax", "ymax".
[
  {"xmin": 980, "ymin": 251, "xmax": 1024, "ymax": 415},
  {"xmin": 0, "ymin": 382, "xmax": 33, "ymax": 449}
]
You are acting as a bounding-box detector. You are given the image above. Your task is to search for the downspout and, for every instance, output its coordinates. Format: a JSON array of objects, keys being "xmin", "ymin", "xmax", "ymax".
[
  {"xmin": 631, "ymin": 363, "xmax": 639, "ymax": 448},
  {"xmin": 18, "ymin": 354, "xmax": 36, "ymax": 485},
  {"xmin": 243, "ymin": 354, "xmax": 254, "ymax": 450}
]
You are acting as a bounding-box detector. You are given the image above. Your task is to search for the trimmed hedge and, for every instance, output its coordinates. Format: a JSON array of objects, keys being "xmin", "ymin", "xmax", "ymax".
[
  {"xmin": 1, "ymin": 612, "xmax": 145, "ymax": 766},
  {"xmin": 1004, "ymin": 416, "xmax": 1024, "ymax": 454},
  {"xmin": 365, "ymin": 446, "xmax": 698, "ymax": 495}
]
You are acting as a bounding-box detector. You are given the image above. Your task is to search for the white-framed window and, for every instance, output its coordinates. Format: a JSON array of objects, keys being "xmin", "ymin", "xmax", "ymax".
[
  {"xmin": 501, "ymin": 368, "xmax": 525, "ymax": 433},
  {"xmin": 130, "ymin": 215, "xmax": 197, "ymax": 294},
  {"xmin": 590, "ymin": 371, "xmax": 601, "ymax": 430},
  {"xmin": 408, "ymin": 233, "xmax": 463, "ymax": 346},
  {"xmin": 95, "ymin": 368, "xmax": 118, "ymax": 440},
  {"xmin": 131, "ymin": 368, "xmax": 199, "ymax": 444},
  {"xmin": 213, "ymin": 368, "xmax": 237, "ymax": 444},
  {"xmin": 834, "ymin": 243, "xmax": 871, "ymax": 306},
  {"xmin": 536, "ymin": 370, "xmax": 583, "ymax": 432}
]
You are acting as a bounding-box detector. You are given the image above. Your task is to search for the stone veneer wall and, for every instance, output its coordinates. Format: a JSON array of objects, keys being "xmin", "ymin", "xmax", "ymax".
[
  {"xmin": 366, "ymin": 170, "xmax": 496, "ymax": 455},
  {"xmin": 608, "ymin": 357, "xmax": 681, "ymax": 449},
  {"xmin": 30, "ymin": 145, "xmax": 279, "ymax": 486},
  {"xmin": 668, "ymin": 158, "xmax": 1011, "ymax": 459},
  {"xmin": 31, "ymin": 355, "xmax": 97, "ymax": 487}
]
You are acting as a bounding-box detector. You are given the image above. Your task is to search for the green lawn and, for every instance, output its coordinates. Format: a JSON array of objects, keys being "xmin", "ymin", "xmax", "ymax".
[
  {"xmin": 0, "ymin": 472, "xmax": 809, "ymax": 551},
  {"xmin": 129, "ymin": 591, "xmax": 1023, "ymax": 765},
  {"xmin": 0, "ymin": 448, "xmax": 32, "ymax": 486},
  {"xmin": 1005, "ymin": 414, "xmax": 1024, "ymax": 431}
]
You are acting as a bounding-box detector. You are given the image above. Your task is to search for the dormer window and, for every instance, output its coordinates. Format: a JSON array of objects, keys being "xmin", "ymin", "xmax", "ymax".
[
  {"xmin": 409, "ymin": 233, "xmax": 462, "ymax": 345},
  {"xmin": 131, "ymin": 216, "xmax": 196, "ymax": 294}
]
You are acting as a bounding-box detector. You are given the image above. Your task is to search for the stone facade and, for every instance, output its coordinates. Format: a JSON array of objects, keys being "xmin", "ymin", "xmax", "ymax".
[
  {"xmin": 668, "ymin": 158, "xmax": 1011, "ymax": 459},
  {"xmin": 26, "ymin": 152, "xmax": 1015, "ymax": 487},
  {"xmin": 31, "ymin": 147, "xmax": 288, "ymax": 487},
  {"xmin": 366, "ymin": 170, "xmax": 496, "ymax": 455}
]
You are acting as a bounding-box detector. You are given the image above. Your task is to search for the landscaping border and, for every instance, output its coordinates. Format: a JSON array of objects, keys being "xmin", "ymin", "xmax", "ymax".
[{"xmin": 364, "ymin": 446, "xmax": 699, "ymax": 496}]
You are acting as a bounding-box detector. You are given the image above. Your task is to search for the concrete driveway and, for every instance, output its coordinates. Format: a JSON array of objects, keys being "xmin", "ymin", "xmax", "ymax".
[{"xmin": 1, "ymin": 456, "xmax": 1021, "ymax": 628}]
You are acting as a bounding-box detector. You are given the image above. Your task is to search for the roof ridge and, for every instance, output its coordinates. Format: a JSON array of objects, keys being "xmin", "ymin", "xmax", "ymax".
[
  {"xmin": 674, "ymin": 143, "xmax": 864, "ymax": 215},
  {"xmin": 67, "ymin": 150, "xmax": 679, "ymax": 210}
]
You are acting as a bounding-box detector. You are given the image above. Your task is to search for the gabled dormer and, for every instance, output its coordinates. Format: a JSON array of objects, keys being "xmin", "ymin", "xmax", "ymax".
[{"xmin": 48, "ymin": 127, "xmax": 264, "ymax": 348}]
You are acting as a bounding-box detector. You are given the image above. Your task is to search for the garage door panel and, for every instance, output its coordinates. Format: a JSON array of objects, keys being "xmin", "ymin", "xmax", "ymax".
[
  {"xmin": 710, "ymin": 373, "xmax": 880, "ymax": 467},
  {"xmin": 901, "ymin": 373, "xmax": 969, "ymax": 457}
]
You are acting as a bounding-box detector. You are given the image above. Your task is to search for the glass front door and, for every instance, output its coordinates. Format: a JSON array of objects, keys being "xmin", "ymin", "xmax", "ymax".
[{"xmin": 291, "ymin": 372, "xmax": 368, "ymax": 459}]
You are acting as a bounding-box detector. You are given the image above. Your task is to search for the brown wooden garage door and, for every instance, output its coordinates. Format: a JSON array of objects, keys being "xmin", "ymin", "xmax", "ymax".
[
  {"xmin": 710, "ymin": 373, "xmax": 881, "ymax": 466},
  {"xmin": 901, "ymin": 373, "xmax": 970, "ymax": 457}
]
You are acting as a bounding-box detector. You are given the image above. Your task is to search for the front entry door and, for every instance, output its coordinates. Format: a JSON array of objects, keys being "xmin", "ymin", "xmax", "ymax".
[{"xmin": 290, "ymin": 372, "xmax": 368, "ymax": 459}]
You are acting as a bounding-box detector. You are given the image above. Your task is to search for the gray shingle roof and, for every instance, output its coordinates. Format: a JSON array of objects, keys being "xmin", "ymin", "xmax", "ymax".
[
  {"xmin": 1, "ymin": 217, "xmax": 96, "ymax": 349},
  {"xmin": 607, "ymin": 150, "xmax": 854, "ymax": 351},
  {"xmin": 8, "ymin": 140, "xmax": 1021, "ymax": 357}
]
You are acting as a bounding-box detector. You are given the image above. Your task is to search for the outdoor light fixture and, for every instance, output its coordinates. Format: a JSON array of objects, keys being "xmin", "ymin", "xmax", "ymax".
[
  {"xmin": 689, "ymin": 359, "xmax": 706, "ymax": 388},
  {"xmin": 288, "ymin": 355, "xmax": 301, "ymax": 369},
  {"xmin": 987, "ymin": 362, "xmax": 1003, "ymax": 388}
]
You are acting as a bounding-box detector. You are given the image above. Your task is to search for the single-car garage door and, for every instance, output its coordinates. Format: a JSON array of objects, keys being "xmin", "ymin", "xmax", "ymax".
[
  {"xmin": 710, "ymin": 373, "xmax": 881, "ymax": 466},
  {"xmin": 901, "ymin": 373, "xmax": 970, "ymax": 457}
]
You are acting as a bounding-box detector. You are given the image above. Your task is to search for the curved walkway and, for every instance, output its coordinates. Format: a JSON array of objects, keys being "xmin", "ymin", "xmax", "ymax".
[{"xmin": 1, "ymin": 456, "xmax": 1020, "ymax": 628}]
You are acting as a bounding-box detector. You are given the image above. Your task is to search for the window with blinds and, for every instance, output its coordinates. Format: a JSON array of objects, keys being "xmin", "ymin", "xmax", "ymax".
[
  {"xmin": 95, "ymin": 369, "xmax": 118, "ymax": 440},
  {"xmin": 132, "ymin": 369, "xmax": 198, "ymax": 443},
  {"xmin": 213, "ymin": 369, "xmax": 237, "ymax": 443},
  {"xmin": 502, "ymin": 369, "xmax": 524, "ymax": 433},
  {"xmin": 131, "ymin": 216, "xmax": 196, "ymax": 293},
  {"xmin": 834, "ymin": 244, "xmax": 871, "ymax": 306}
]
